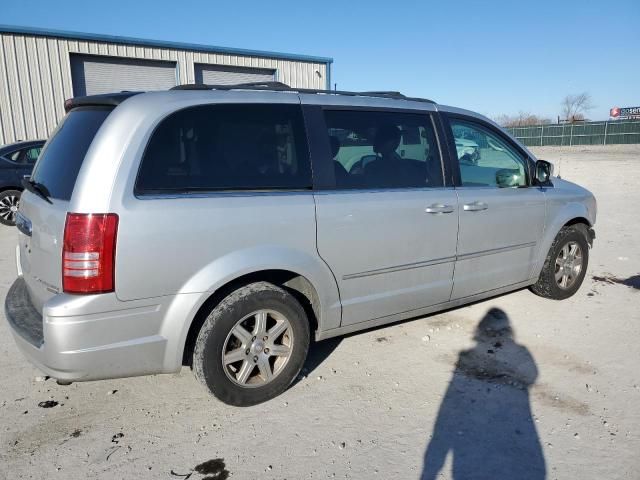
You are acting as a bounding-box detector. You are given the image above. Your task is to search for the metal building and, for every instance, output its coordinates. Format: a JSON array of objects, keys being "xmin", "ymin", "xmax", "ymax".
[{"xmin": 0, "ymin": 25, "xmax": 333, "ymax": 145}]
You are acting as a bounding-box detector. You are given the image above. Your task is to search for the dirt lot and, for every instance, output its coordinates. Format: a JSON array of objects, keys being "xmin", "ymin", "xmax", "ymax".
[{"xmin": 1, "ymin": 145, "xmax": 639, "ymax": 480}]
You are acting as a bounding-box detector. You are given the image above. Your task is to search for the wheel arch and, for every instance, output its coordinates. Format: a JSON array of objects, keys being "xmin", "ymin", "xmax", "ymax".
[
  {"xmin": 562, "ymin": 216, "xmax": 592, "ymax": 238},
  {"xmin": 532, "ymin": 203, "xmax": 594, "ymax": 280},
  {"xmin": 562, "ymin": 216, "xmax": 591, "ymax": 228},
  {"xmin": 181, "ymin": 269, "xmax": 325, "ymax": 367},
  {"xmin": 0, "ymin": 186, "xmax": 23, "ymax": 193}
]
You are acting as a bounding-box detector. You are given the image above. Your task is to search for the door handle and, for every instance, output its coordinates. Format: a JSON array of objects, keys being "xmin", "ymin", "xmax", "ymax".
[
  {"xmin": 463, "ymin": 201, "xmax": 489, "ymax": 212},
  {"xmin": 425, "ymin": 204, "xmax": 455, "ymax": 214}
]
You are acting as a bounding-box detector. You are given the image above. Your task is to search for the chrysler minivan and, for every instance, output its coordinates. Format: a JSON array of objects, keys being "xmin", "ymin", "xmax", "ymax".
[{"xmin": 5, "ymin": 83, "xmax": 596, "ymax": 406}]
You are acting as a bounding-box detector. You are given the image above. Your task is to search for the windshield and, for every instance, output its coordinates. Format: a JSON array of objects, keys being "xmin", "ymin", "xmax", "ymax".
[{"xmin": 31, "ymin": 108, "xmax": 112, "ymax": 201}]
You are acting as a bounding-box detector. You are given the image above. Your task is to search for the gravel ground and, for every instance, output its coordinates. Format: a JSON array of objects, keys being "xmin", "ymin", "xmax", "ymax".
[{"xmin": 1, "ymin": 145, "xmax": 639, "ymax": 480}]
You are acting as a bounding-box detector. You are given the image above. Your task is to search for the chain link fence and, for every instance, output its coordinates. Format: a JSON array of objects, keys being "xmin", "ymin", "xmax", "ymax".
[{"xmin": 506, "ymin": 120, "xmax": 640, "ymax": 146}]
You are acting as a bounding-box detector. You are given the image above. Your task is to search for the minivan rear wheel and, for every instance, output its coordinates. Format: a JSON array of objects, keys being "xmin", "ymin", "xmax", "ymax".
[
  {"xmin": 0, "ymin": 189, "xmax": 21, "ymax": 226},
  {"xmin": 193, "ymin": 282, "xmax": 310, "ymax": 406},
  {"xmin": 530, "ymin": 225, "xmax": 589, "ymax": 300}
]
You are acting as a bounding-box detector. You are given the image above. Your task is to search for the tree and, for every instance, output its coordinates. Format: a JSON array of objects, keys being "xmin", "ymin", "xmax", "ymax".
[
  {"xmin": 561, "ymin": 92, "xmax": 594, "ymax": 122},
  {"xmin": 494, "ymin": 112, "xmax": 551, "ymax": 127}
]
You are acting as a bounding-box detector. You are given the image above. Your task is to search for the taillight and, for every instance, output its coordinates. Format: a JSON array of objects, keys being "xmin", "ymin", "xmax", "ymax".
[{"xmin": 63, "ymin": 213, "xmax": 118, "ymax": 294}]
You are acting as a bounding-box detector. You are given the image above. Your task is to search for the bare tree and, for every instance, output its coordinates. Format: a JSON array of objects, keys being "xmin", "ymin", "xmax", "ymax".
[
  {"xmin": 561, "ymin": 92, "xmax": 594, "ymax": 122},
  {"xmin": 494, "ymin": 111, "xmax": 551, "ymax": 127}
]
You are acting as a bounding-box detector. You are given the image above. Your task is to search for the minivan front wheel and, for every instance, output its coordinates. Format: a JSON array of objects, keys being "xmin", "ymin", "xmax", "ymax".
[
  {"xmin": 530, "ymin": 225, "xmax": 589, "ymax": 300},
  {"xmin": 193, "ymin": 282, "xmax": 310, "ymax": 406},
  {"xmin": 0, "ymin": 189, "xmax": 21, "ymax": 226}
]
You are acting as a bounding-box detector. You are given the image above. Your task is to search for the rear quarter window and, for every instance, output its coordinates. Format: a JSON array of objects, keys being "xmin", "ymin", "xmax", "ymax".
[
  {"xmin": 136, "ymin": 104, "xmax": 311, "ymax": 193},
  {"xmin": 31, "ymin": 108, "xmax": 111, "ymax": 200}
]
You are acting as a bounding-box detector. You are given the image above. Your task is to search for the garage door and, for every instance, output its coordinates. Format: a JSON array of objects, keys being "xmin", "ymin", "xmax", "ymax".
[
  {"xmin": 194, "ymin": 64, "xmax": 276, "ymax": 85},
  {"xmin": 70, "ymin": 54, "xmax": 177, "ymax": 96}
]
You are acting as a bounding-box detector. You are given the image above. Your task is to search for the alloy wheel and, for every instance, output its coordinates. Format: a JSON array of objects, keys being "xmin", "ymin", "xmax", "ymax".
[
  {"xmin": 554, "ymin": 241, "xmax": 583, "ymax": 289},
  {"xmin": 222, "ymin": 309, "xmax": 293, "ymax": 388},
  {"xmin": 0, "ymin": 194, "xmax": 19, "ymax": 224}
]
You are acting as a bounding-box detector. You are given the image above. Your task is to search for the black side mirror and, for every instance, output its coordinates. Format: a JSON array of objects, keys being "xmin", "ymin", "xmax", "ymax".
[{"xmin": 534, "ymin": 160, "xmax": 553, "ymax": 185}]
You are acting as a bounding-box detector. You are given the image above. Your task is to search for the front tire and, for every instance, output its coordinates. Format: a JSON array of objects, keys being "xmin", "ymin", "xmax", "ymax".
[
  {"xmin": 193, "ymin": 282, "xmax": 310, "ymax": 406},
  {"xmin": 0, "ymin": 189, "xmax": 21, "ymax": 226},
  {"xmin": 530, "ymin": 225, "xmax": 590, "ymax": 300}
]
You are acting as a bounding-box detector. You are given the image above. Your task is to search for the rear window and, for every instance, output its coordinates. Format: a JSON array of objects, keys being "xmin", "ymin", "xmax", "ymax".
[
  {"xmin": 135, "ymin": 104, "xmax": 311, "ymax": 193},
  {"xmin": 31, "ymin": 108, "xmax": 111, "ymax": 200}
]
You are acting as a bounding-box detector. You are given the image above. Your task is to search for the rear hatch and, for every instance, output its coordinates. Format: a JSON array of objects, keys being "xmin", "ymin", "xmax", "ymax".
[{"xmin": 18, "ymin": 107, "xmax": 112, "ymax": 311}]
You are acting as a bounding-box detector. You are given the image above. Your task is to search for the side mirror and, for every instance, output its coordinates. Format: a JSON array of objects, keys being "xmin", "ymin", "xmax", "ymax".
[
  {"xmin": 535, "ymin": 160, "xmax": 553, "ymax": 185},
  {"xmin": 496, "ymin": 169, "xmax": 524, "ymax": 188},
  {"xmin": 359, "ymin": 154, "xmax": 377, "ymax": 169}
]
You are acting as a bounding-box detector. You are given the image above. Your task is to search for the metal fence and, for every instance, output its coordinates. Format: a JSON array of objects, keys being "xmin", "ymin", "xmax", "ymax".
[{"xmin": 506, "ymin": 120, "xmax": 640, "ymax": 147}]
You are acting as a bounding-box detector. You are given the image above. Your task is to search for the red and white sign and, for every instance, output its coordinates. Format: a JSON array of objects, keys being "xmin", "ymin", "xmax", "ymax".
[{"xmin": 611, "ymin": 106, "xmax": 640, "ymax": 119}]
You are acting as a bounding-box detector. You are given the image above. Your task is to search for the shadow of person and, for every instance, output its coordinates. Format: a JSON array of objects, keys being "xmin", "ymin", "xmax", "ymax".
[{"xmin": 421, "ymin": 308, "xmax": 546, "ymax": 480}]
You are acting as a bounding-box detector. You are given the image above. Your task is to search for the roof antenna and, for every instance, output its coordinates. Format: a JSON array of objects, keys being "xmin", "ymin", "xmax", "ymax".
[{"xmin": 556, "ymin": 156, "xmax": 562, "ymax": 179}]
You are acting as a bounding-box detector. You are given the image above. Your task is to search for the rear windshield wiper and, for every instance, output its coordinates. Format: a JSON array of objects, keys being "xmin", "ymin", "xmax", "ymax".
[{"xmin": 22, "ymin": 178, "xmax": 53, "ymax": 204}]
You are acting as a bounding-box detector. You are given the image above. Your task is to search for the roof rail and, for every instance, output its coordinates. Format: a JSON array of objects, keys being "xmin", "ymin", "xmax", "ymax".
[
  {"xmin": 361, "ymin": 91, "xmax": 405, "ymax": 97},
  {"xmin": 170, "ymin": 83, "xmax": 435, "ymax": 103},
  {"xmin": 171, "ymin": 81, "xmax": 291, "ymax": 91}
]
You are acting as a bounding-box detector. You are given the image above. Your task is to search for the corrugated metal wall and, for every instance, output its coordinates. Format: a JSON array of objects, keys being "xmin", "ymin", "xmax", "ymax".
[
  {"xmin": 194, "ymin": 64, "xmax": 276, "ymax": 85},
  {"xmin": 69, "ymin": 54, "xmax": 178, "ymax": 96},
  {"xmin": 0, "ymin": 31, "xmax": 329, "ymax": 145}
]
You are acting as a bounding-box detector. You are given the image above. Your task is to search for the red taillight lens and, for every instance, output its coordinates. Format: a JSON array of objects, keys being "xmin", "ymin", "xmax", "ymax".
[{"xmin": 63, "ymin": 213, "xmax": 118, "ymax": 294}]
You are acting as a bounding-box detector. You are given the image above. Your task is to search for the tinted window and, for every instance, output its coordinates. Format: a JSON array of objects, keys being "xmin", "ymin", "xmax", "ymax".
[
  {"xmin": 324, "ymin": 110, "xmax": 443, "ymax": 189},
  {"xmin": 31, "ymin": 108, "xmax": 111, "ymax": 200},
  {"xmin": 24, "ymin": 147, "xmax": 42, "ymax": 164},
  {"xmin": 8, "ymin": 146, "xmax": 42, "ymax": 164},
  {"xmin": 450, "ymin": 118, "xmax": 527, "ymax": 188},
  {"xmin": 136, "ymin": 104, "xmax": 311, "ymax": 193}
]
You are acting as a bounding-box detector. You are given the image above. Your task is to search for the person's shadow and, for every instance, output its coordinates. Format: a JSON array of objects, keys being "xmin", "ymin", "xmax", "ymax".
[{"xmin": 421, "ymin": 308, "xmax": 546, "ymax": 479}]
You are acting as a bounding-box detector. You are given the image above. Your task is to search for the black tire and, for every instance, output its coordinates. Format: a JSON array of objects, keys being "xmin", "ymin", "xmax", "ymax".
[
  {"xmin": 193, "ymin": 281, "xmax": 310, "ymax": 406},
  {"xmin": 0, "ymin": 189, "xmax": 21, "ymax": 226},
  {"xmin": 530, "ymin": 225, "xmax": 590, "ymax": 300}
]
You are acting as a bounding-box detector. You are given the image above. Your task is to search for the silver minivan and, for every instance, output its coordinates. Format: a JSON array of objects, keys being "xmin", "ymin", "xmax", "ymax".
[{"xmin": 5, "ymin": 83, "xmax": 596, "ymax": 406}]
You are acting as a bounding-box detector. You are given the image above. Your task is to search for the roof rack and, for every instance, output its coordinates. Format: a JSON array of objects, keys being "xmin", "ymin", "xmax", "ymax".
[
  {"xmin": 170, "ymin": 82, "xmax": 435, "ymax": 104},
  {"xmin": 172, "ymin": 81, "xmax": 291, "ymax": 91}
]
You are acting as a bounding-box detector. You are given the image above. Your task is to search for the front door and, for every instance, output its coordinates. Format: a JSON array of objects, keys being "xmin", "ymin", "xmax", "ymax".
[
  {"xmin": 309, "ymin": 105, "xmax": 459, "ymax": 326},
  {"xmin": 445, "ymin": 115, "xmax": 546, "ymax": 299}
]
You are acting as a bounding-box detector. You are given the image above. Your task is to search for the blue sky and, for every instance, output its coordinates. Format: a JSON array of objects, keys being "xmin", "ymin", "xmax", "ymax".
[{"xmin": 3, "ymin": 0, "xmax": 638, "ymax": 120}]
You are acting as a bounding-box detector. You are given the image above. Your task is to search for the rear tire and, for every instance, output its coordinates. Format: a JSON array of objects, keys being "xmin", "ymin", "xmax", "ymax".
[
  {"xmin": 193, "ymin": 282, "xmax": 310, "ymax": 406},
  {"xmin": 530, "ymin": 225, "xmax": 589, "ymax": 300},
  {"xmin": 0, "ymin": 189, "xmax": 21, "ymax": 226}
]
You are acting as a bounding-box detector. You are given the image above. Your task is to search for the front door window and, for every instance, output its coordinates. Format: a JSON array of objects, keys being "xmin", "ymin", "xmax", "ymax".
[{"xmin": 451, "ymin": 119, "xmax": 527, "ymax": 188}]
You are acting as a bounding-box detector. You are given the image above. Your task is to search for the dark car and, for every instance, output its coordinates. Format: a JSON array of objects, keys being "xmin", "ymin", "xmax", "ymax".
[{"xmin": 0, "ymin": 140, "xmax": 45, "ymax": 226}]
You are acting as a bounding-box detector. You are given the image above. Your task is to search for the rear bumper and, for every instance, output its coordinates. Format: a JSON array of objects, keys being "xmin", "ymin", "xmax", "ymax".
[
  {"xmin": 4, "ymin": 277, "xmax": 180, "ymax": 382},
  {"xmin": 5, "ymin": 277, "xmax": 44, "ymax": 347}
]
